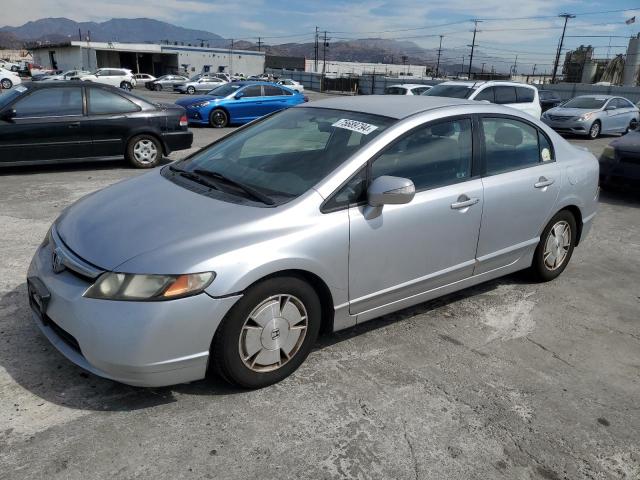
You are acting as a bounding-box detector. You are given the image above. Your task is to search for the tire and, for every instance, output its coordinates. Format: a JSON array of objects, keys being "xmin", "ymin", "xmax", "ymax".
[
  {"xmin": 625, "ymin": 118, "xmax": 638, "ymax": 134},
  {"xmin": 154, "ymin": 84, "xmax": 162, "ymax": 91},
  {"xmin": 1, "ymin": 78, "xmax": 12, "ymax": 89},
  {"xmin": 211, "ymin": 276, "xmax": 322, "ymax": 388},
  {"xmin": 588, "ymin": 120, "xmax": 601, "ymax": 139},
  {"xmin": 120, "ymin": 81, "xmax": 132, "ymax": 91},
  {"xmin": 530, "ymin": 210, "xmax": 577, "ymax": 282},
  {"xmin": 187, "ymin": 86, "xmax": 196, "ymax": 94},
  {"xmin": 209, "ymin": 108, "xmax": 229, "ymax": 128},
  {"xmin": 125, "ymin": 134, "xmax": 162, "ymax": 168}
]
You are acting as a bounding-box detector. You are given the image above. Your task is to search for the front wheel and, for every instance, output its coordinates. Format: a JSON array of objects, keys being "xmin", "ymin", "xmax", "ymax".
[
  {"xmin": 209, "ymin": 108, "xmax": 229, "ymax": 128},
  {"xmin": 530, "ymin": 210, "xmax": 577, "ymax": 282},
  {"xmin": 211, "ymin": 276, "xmax": 321, "ymax": 388},
  {"xmin": 126, "ymin": 134, "xmax": 162, "ymax": 168},
  {"xmin": 120, "ymin": 81, "xmax": 132, "ymax": 91},
  {"xmin": 154, "ymin": 84, "xmax": 162, "ymax": 91},
  {"xmin": 625, "ymin": 118, "xmax": 638, "ymax": 134},
  {"xmin": 588, "ymin": 120, "xmax": 601, "ymax": 139},
  {"xmin": 0, "ymin": 78, "xmax": 12, "ymax": 89}
]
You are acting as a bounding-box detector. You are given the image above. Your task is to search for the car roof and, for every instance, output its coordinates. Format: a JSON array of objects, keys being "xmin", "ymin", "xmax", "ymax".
[
  {"xmin": 440, "ymin": 80, "xmax": 535, "ymax": 89},
  {"xmin": 304, "ymin": 95, "xmax": 475, "ymax": 119},
  {"xmin": 387, "ymin": 84, "xmax": 431, "ymax": 88},
  {"xmin": 573, "ymin": 94, "xmax": 615, "ymax": 99}
]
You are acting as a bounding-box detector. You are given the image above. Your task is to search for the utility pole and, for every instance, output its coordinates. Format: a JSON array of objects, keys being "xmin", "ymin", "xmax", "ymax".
[
  {"xmin": 532, "ymin": 63, "xmax": 537, "ymax": 77},
  {"xmin": 551, "ymin": 13, "xmax": 575, "ymax": 83},
  {"xmin": 461, "ymin": 56, "xmax": 465, "ymax": 77},
  {"xmin": 467, "ymin": 19, "xmax": 482, "ymax": 78},
  {"xmin": 481, "ymin": 62, "xmax": 485, "ymax": 74},
  {"xmin": 435, "ymin": 35, "xmax": 443, "ymax": 78},
  {"xmin": 511, "ymin": 55, "xmax": 518, "ymax": 76},
  {"xmin": 257, "ymin": 37, "xmax": 262, "ymax": 52},
  {"xmin": 314, "ymin": 27, "xmax": 319, "ymax": 72},
  {"xmin": 322, "ymin": 31, "xmax": 328, "ymax": 75},
  {"xmin": 229, "ymin": 38, "xmax": 234, "ymax": 76}
]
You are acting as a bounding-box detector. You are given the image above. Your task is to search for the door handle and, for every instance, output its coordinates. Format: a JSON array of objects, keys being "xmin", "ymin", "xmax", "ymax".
[
  {"xmin": 451, "ymin": 195, "xmax": 480, "ymax": 210},
  {"xmin": 68, "ymin": 122, "xmax": 81, "ymax": 128},
  {"xmin": 534, "ymin": 176, "xmax": 555, "ymax": 188}
]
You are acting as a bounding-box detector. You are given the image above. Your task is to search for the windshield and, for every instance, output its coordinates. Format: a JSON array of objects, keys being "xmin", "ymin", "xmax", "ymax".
[
  {"xmin": 173, "ymin": 107, "xmax": 395, "ymax": 201},
  {"xmin": 207, "ymin": 83, "xmax": 243, "ymax": 96},
  {"xmin": 0, "ymin": 87, "xmax": 24, "ymax": 109},
  {"xmin": 562, "ymin": 97, "xmax": 607, "ymax": 109},
  {"xmin": 422, "ymin": 84, "xmax": 474, "ymax": 98}
]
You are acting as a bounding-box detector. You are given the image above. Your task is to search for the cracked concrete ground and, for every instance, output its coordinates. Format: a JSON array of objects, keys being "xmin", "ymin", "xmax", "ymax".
[{"xmin": 1, "ymin": 91, "xmax": 639, "ymax": 479}]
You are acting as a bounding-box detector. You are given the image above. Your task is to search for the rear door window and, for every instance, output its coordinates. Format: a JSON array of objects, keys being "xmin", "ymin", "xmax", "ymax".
[
  {"xmin": 264, "ymin": 85, "xmax": 284, "ymax": 96},
  {"xmin": 481, "ymin": 117, "xmax": 547, "ymax": 174},
  {"xmin": 88, "ymin": 88, "xmax": 140, "ymax": 114},
  {"xmin": 494, "ymin": 86, "xmax": 517, "ymax": 104},
  {"xmin": 14, "ymin": 87, "xmax": 83, "ymax": 118},
  {"xmin": 242, "ymin": 85, "xmax": 263, "ymax": 97}
]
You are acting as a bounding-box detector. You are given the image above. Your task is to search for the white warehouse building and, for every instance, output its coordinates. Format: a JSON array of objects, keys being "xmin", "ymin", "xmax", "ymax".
[{"xmin": 31, "ymin": 41, "xmax": 265, "ymax": 77}]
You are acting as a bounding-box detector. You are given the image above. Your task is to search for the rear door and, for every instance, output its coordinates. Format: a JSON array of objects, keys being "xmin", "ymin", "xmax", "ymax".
[
  {"xmin": 262, "ymin": 85, "xmax": 289, "ymax": 114},
  {"xmin": 475, "ymin": 115, "xmax": 560, "ymax": 274},
  {"xmin": 0, "ymin": 86, "xmax": 90, "ymax": 163},
  {"xmin": 85, "ymin": 86, "xmax": 146, "ymax": 157}
]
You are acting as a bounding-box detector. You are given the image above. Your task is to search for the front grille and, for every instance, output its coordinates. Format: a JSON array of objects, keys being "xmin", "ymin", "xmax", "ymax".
[
  {"xmin": 548, "ymin": 115, "xmax": 572, "ymax": 122},
  {"xmin": 44, "ymin": 315, "xmax": 82, "ymax": 354}
]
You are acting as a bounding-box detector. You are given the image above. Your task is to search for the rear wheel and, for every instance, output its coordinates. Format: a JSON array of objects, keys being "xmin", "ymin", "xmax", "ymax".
[
  {"xmin": 211, "ymin": 276, "xmax": 321, "ymax": 388},
  {"xmin": 1, "ymin": 78, "xmax": 12, "ymax": 89},
  {"xmin": 154, "ymin": 84, "xmax": 162, "ymax": 91},
  {"xmin": 530, "ymin": 210, "xmax": 577, "ymax": 281},
  {"xmin": 126, "ymin": 134, "xmax": 162, "ymax": 168},
  {"xmin": 588, "ymin": 120, "xmax": 601, "ymax": 139},
  {"xmin": 209, "ymin": 108, "xmax": 229, "ymax": 128}
]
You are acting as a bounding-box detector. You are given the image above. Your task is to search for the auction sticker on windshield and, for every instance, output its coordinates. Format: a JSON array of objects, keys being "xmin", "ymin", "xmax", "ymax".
[{"xmin": 332, "ymin": 119, "xmax": 378, "ymax": 135}]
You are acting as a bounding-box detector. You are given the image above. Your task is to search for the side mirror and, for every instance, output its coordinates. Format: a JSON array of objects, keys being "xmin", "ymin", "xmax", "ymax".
[
  {"xmin": 1, "ymin": 108, "xmax": 16, "ymax": 121},
  {"xmin": 364, "ymin": 176, "xmax": 415, "ymax": 219},
  {"xmin": 234, "ymin": 92, "xmax": 244, "ymax": 100}
]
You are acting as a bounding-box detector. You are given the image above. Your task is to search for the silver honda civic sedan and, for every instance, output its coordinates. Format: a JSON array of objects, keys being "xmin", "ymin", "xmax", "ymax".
[
  {"xmin": 27, "ymin": 96, "xmax": 599, "ymax": 388},
  {"xmin": 541, "ymin": 95, "xmax": 639, "ymax": 139}
]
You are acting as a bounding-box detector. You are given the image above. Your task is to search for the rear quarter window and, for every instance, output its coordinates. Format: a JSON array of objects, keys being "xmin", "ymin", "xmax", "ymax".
[{"xmin": 516, "ymin": 87, "xmax": 535, "ymax": 103}]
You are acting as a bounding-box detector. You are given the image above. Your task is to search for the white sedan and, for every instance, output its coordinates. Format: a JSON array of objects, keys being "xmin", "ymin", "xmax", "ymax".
[
  {"xmin": 278, "ymin": 79, "xmax": 304, "ymax": 93},
  {"xmin": 174, "ymin": 77, "xmax": 227, "ymax": 94},
  {"xmin": 0, "ymin": 68, "xmax": 22, "ymax": 89},
  {"xmin": 384, "ymin": 84, "xmax": 432, "ymax": 95}
]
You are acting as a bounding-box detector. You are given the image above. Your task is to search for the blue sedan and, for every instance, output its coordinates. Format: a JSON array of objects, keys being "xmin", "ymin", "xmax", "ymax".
[{"xmin": 175, "ymin": 81, "xmax": 307, "ymax": 127}]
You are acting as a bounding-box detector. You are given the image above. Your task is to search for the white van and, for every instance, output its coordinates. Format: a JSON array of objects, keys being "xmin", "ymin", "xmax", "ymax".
[{"xmin": 424, "ymin": 80, "xmax": 541, "ymax": 118}]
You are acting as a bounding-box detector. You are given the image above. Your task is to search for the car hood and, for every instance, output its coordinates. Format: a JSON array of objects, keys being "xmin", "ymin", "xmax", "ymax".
[
  {"xmin": 175, "ymin": 95, "xmax": 223, "ymax": 107},
  {"xmin": 610, "ymin": 131, "xmax": 640, "ymax": 153},
  {"xmin": 546, "ymin": 107, "xmax": 599, "ymax": 117},
  {"xmin": 55, "ymin": 168, "xmax": 287, "ymax": 273}
]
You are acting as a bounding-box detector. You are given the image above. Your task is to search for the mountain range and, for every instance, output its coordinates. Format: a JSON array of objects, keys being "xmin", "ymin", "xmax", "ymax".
[{"xmin": 0, "ymin": 17, "xmax": 487, "ymax": 74}]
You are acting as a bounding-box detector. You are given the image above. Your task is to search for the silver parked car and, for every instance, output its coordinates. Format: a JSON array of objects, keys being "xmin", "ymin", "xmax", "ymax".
[
  {"xmin": 27, "ymin": 96, "xmax": 599, "ymax": 388},
  {"xmin": 174, "ymin": 76, "xmax": 227, "ymax": 94},
  {"xmin": 542, "ymin": 95, "xmax": 639, "ymax": 139}
]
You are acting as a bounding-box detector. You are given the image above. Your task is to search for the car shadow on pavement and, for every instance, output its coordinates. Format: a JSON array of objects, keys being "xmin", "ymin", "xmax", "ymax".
[
  {"xmin": 1, "ymin": 273, "xmax": 534, "ymax": 412},
  {"xmin": 0, "ymin": 157, "xmax": 173, "ymax": 176},
  {"xmin": 0, "ymin": 283, "xmax": 245, "ymax": 413}
]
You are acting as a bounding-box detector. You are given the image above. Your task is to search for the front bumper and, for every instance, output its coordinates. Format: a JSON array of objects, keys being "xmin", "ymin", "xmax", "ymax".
[
  {"xmin": 161, "ymin": 130, "xmax": 193, "ymax": 153},
  {"xmin": 184, "ymin": 107, "xmax": 210, "ymax": 125},
  {"xmin": 599, "ymin": 154, "xmax": 640, "ymax": 182},
  {"xmin": 27, "ymin": 240, "xmax": 241, "ymax": 387},
  {"xmin": 541, "ymin": 117, "xmax": 591, "ymax": 135}
]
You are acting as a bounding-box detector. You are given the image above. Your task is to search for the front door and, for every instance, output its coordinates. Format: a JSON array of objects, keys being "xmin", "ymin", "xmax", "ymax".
[
  {"xmin": 475, "ymin": 116, "xmax": 560, "ymax": 274},
  {"xmin": 348, "ymin": 117, "xmax": 483, "ymax": 316},
  {"xmin": 0, "ymin": 86, "xmax": 90, "ymax": 163},
  {"xmin": 233, "ymin": 85, "xmax": 265, "ymax": 122}
]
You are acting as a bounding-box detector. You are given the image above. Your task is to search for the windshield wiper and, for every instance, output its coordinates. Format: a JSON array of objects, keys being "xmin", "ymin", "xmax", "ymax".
[
  {"xmin": 169, "ymin": 164, "xmax": 220, "ymax": 190},
  {"xmin": 194, "ymin": 169, "xmax": 275, "ymax": 205}
]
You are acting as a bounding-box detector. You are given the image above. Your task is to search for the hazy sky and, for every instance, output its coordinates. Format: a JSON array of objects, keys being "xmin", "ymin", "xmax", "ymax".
[{"xmin": 3, "ymin": 0, "xmax": 639, "ymax": 71}]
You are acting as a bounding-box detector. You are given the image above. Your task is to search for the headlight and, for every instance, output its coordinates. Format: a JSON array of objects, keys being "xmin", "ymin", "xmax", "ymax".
[
  {"xmin": 600, "ymin": 145, "xmax": 616, "ymax": 161},
  {"xmin": 578, "ymin": 112, "xmax": 595, "ymax": 122},
  {"xmin": 192, "ymin": 101, "xmax": 211, "ymax": 108},
  {"xmin": 84, "ymin": 272, "xmax": 215, "ymax": 301}
]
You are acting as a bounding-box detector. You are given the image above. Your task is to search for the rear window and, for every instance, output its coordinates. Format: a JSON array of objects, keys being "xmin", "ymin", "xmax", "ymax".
[
  {"xmin": 515, "ymin": 87, "xmax": 535, "ymax": 103},
  {"xmin": 423, "ymin": 84, "xmax": 474, "ymax": 98},
  {"xmin": 494, "ymin": 86, "xmax": 517, "ymax": 104}
]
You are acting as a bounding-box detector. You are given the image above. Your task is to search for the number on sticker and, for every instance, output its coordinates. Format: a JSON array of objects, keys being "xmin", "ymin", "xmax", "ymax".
[{"xmin": 332, "ymin": 119, "xmax": 378, "ymax": 135}]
